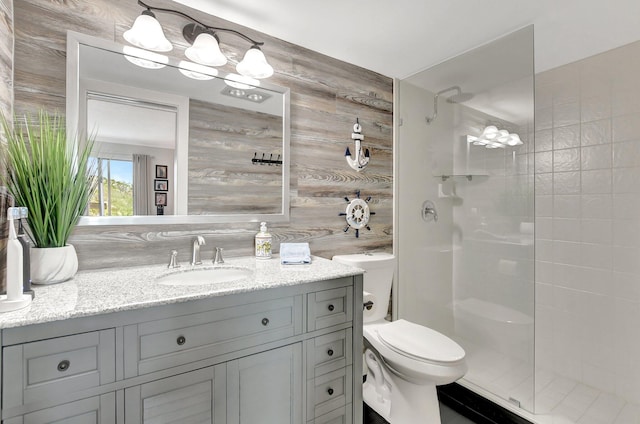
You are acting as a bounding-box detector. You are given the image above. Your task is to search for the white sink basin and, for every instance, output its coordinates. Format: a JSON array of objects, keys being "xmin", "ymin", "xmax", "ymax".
[{"xmin": 157, "ymin": 266, "xmax": 253, "ymax": 286}]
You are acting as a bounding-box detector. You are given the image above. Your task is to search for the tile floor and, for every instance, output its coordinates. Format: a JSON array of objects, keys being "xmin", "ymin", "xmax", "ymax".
[{"xmin": 459, "ymin": 338, "xmax": 640, "ymax": 424}]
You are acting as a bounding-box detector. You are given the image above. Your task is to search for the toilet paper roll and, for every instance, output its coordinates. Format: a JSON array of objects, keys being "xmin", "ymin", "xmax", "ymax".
[{"xmin": 363, "ymin": 291, "xmax": 378, "ymax": 318}]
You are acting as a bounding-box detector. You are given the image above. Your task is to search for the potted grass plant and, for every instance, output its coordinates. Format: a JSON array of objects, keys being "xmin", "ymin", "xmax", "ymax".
[{"xmin": 1, "ymin": 110, "xmax": 98, "ymax": 284}]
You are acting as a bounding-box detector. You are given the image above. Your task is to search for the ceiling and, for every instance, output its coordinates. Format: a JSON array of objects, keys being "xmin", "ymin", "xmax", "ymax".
[{"xmin": 174, "ymin": 0, "xmax": 640, "ymax": 79}]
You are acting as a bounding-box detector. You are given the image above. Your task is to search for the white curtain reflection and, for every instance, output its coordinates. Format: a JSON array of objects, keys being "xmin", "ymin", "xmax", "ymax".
[{"xmin": 133, "ymin": 154, "xmax": 149, "ymax": 215}]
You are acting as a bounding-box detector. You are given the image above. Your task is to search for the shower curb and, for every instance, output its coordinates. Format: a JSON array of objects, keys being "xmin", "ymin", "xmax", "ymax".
[{"xmin": 437, "ymin": 382, "xmax": 533, "ymax": 424}]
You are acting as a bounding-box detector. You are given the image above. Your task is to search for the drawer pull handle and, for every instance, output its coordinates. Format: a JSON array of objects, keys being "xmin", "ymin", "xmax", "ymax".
[
  {"xmin": 327, "ymin": 349, "xmax": 334, "ymax": 356},
  {"xmin": 327, "ymin": 388, "xmax": 334, "ymax": 396},
  {"xmin": 328, "ymin": 304, "xmax": 335, "ymax": 312},
  {"xmin": 262, "ymin": 318, "xmax": 269, "ymax": 326},
  {"xmin": 177, "ymin": 336, "xmax": 186, "ymax": 346},
  {"xmin": 57, "ymin": 360, "xmax": 70, "ymax": 372}
]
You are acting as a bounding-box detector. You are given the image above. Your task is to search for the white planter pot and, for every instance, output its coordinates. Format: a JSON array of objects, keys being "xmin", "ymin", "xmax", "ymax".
[{"xmin": 30, "ymin": 245, "xmax": 79, "ymax": 285}]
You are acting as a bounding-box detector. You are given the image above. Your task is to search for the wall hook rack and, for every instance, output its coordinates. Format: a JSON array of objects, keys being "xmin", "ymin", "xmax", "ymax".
[
  {"xmin": 251, "ymin": 152, "xmax": 282, "ymax": 166},
  {"xmin": 345, "ymin": 118, "xmax": 370, "ymax": 172},
  {"xmin": 339, "ymin": 190, "xmax": 375, "ymax": 238}
]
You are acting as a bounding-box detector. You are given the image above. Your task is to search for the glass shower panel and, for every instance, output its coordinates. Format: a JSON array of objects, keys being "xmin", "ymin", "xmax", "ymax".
[{"xmin": 397, "ymin": 26, "xmax": 535, "ymax": 412}]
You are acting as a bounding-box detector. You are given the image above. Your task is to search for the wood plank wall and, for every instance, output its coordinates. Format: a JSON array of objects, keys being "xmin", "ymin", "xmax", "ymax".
[
  {"xmin": 188, "ymin": 100, "xmax": 283, "ymax": 215},
  {"xmin": 0, "ymin": 0, "xmax": 12, "ymax": 292},
  {"xmin": 11, "ymin": 0, "xmax": 393, "ymax": 270}
]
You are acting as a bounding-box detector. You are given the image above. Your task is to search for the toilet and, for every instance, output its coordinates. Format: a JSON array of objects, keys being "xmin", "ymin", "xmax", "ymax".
[{"xmin": 332, "ymin": 252, "xmax": 467, "ymax": 424}]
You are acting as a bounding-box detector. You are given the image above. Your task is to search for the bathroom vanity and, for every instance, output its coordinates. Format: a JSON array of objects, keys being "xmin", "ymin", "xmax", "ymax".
[{"xmin": 0, "ymin": 256, "xmax": 363, "ymax": 424}]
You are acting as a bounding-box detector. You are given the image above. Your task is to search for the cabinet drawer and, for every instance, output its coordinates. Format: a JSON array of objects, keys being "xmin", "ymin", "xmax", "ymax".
[
  {"xmin": 2, "ymin": 330, "xmax": 116, "ymax": 410},
  {"xmin": 308, "ymin": 404, "xmax": 352, "ymax": 424},
  {"xmin": 125, "ymin": 296, "xmax": 302, "ymax": 376},
  {"xmin": 3, "ymin": 393, "xmax": 116, "ymax": 424},
  {"xmin": 307, "ymin": 329, "xmax": 352, "ymax": 378},
  {"xmin": 306, "ymin": 366, "xmax": 353, "ymax": 420},
  {"xmin": 308, "ymin": 287, "xmax": 353, "ymax": 331}
]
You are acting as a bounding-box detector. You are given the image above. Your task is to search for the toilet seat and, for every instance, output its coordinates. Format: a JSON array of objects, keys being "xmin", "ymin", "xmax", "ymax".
[
  {"xmin": 377, "ymin": 319, "xmax": 465, "ymax": 365},
  {"xmin": 364, "ymin": 320, "xmax": 467, "ymax": 386}
]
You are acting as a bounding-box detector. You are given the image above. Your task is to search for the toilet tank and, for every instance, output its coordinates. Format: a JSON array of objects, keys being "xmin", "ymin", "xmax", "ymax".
[{"xmin": 332, "ymin": 253, "xmax": 395, "ymax": 323}]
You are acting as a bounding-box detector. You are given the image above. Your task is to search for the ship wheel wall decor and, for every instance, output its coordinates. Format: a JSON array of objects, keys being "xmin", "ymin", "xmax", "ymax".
[{"xmin": 339, "ymin": 190, "xmax": 375, "ymax": 238}]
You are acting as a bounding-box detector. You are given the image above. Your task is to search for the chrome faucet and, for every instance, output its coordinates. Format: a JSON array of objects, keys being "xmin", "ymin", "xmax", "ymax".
[
  {"xmin": 191, "ymin": 236, "xmax": 206, "ymax": 265},
  {"xmin": 213, "ymin": 247, "xmax": 225, "ymax": 264}
]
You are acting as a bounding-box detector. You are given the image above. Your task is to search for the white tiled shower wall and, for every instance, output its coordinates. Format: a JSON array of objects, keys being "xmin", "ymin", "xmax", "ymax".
[{"xmin": 534, "ymin": 40, "xmax": 640, "ymax": 406}]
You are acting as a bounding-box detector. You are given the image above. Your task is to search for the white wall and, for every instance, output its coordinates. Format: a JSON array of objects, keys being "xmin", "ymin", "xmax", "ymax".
[
  {"xmin": 396, "ymin": 80, "xmax": 456, "ymax": 334},
  {"xmin": 534, "ymin": 40, "xmax": 640, "ymax": 406}
]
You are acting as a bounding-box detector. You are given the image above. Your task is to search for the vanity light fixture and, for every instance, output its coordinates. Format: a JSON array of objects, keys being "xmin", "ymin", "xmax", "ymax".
[
  {"xmin": 177, "ymin": 60, "xmax": 217, "ymax": 80},
  {"xmin": 123, "ymin": 46, "xmax": 169, "ymax": 69},
  {"xmin": 467, "ymin": 125, "xmax": 523, "ymax": 148},
  {"xmin": 223, "ymin": 73, "xmax": 260, "ymax": 90},
  {"xmin": 125, "ymin": 0, "xmax": 275, "ymax": 79}
]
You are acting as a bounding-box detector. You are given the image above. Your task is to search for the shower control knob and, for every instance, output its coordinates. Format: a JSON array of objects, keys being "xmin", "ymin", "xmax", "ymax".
[
  {"xmin": 328, "ymin": 304, "xmax": 335, "ymax": 312},
  {"xmin": 327, "ymin": 349, "xmax": 334, "ymax": 357}
]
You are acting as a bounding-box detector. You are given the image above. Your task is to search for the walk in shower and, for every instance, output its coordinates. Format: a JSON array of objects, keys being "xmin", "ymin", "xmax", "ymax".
[{"xmin": 397, "ymin": 25, "xmax": 640, "ymax": 423}]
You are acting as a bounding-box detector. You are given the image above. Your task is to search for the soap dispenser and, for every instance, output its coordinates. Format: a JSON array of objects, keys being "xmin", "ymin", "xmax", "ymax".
[
  {"xmin": 0, "ymin": 207, "xmax": 31, "ymax": 312},
  {"xmin": 255, "ymin": 222, "xmax": 272, "ymax": 260},
  {"xmin": 17, "ymin": 207, "xmax": 33, "ymax": 298}
]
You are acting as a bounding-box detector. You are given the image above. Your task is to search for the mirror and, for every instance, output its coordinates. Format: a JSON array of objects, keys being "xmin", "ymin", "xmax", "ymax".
[{"xmin": 66, "ymin": 31, "xmax": 290, "ymax": 225}]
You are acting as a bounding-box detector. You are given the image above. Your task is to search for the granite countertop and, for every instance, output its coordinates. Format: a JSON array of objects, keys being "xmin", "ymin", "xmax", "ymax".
[{"xmin": 0, "ymin": 255, "xmax": 363, "ymax": 330}]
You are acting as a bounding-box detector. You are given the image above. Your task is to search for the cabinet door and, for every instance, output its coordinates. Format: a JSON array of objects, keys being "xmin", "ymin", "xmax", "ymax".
[
  {"xmin": 4, "ymin": 393, "xmax": 116, "ymax": 424},
  {"xmin": 227, "ymin": 343, "xmax": 302, "ymax": 424},
  {"xmin": 124, "ymin": 364, "xmax": 226, "ymax": 424}
]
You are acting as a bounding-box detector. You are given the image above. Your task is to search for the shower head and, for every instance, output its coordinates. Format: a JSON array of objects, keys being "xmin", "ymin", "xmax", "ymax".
[
  {"xmin": 425, "ymin": 85, "xmax": 474, "ymax": 124},
  {"xmin": 446, "ymin": 87, "xmax": 474, "ymax": 104}
]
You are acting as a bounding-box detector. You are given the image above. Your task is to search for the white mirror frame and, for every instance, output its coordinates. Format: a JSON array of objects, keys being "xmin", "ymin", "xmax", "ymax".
[{"xmin": 66, "ymin": 31, "xmax": 290, "ymax": 225}]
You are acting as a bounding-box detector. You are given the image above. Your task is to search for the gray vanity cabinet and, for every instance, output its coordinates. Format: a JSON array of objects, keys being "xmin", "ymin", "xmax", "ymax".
[
  {"xmin": 125, "ymin": 364, "xmax": 227, "ymax": 423},
  {"xmin": 4, "ymin": 394, "xmax": 117, "ymax": 424},
  {"xmin": 0, "ymin": 276, "xmax": 362, "ymax": 424},
  {"xmin": 124, "ymin": 344, "xmax": 302, "ymax": 424},
  {"xmin": 227, "ymin": 343, "xmax": 303, "ymax": 423}
]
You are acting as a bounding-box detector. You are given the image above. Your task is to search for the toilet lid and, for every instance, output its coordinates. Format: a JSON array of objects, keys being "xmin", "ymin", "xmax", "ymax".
[{"xmin": 377, "ymin": 319, "xmax": 465, "ymax": 364}]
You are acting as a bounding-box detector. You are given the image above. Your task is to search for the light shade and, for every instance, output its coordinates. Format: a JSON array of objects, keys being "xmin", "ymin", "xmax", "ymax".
[
  {"xmin": 482, "ymin": 125, "xmax": 499, "ymax": 140},
  {"xmin": 236, "ymin": 46, "xmax": 274, "ymax": 79},
  {"xmin": 185, "ymin": 32, "xmax": 228, "ymax": 67},
  {"xmin": 468, "ymin": 125, "xmax": 524, "ymax": 149},
  {"xmin": 123, "ymin": 46, "xmax": 169, "ymax": 69},
  {"xmin": 178, "ymin": 61, "xmax": 218, "ymax": 80},
  {"xmin": 123, "ymin": 11, "xmax": 172, "ymax": 52},
  {"xmin": 224, "ymin": 73, "xmax": 260, "ymax": 90},
  {"xmin": 507, "ymin": 133, "xmax": 523, "ymax": 146}
]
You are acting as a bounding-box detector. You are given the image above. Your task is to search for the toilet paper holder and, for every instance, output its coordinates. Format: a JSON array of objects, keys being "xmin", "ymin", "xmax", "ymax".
[{"xmin": 364, "ymin": 300, "xmax": 374, "ymax": 310}]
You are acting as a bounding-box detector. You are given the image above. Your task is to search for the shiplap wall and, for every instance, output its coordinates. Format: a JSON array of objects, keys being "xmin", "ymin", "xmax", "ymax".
[
  {"xmin": 11, "ymin": 0, "xmax": 393, "ymax": 270},
  {"xmin": 188, "ymin": 99, "xmax": 283, "ymax": 215},
  {"xmin": 0, "ymin": 0, "xmax": 12, "ymax": 291}
]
